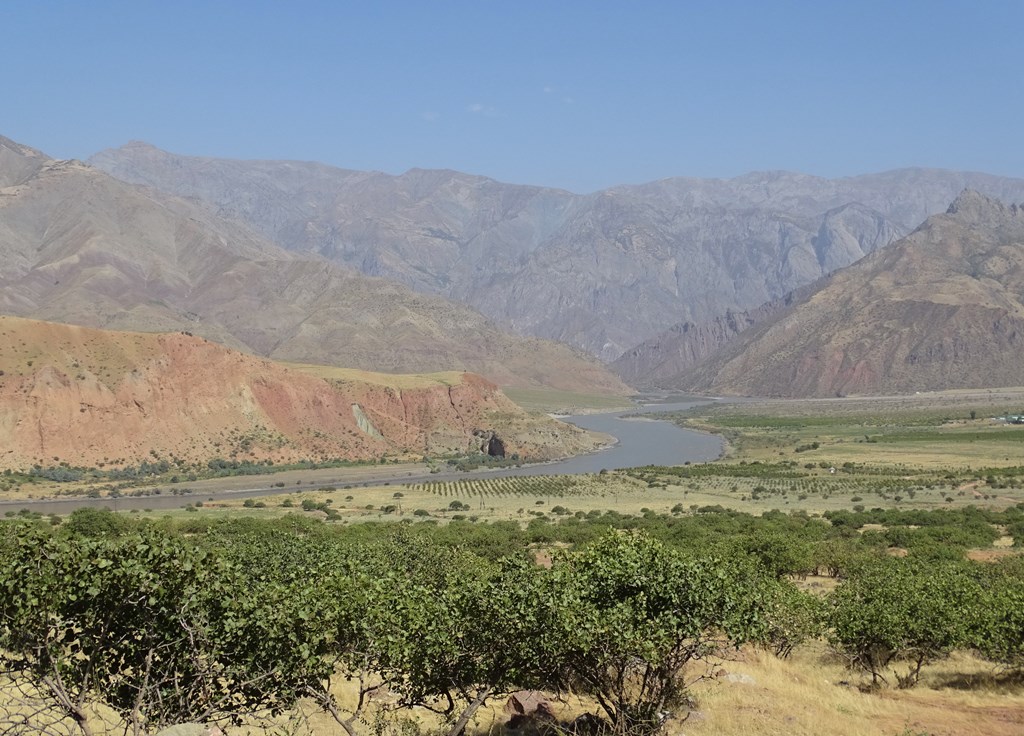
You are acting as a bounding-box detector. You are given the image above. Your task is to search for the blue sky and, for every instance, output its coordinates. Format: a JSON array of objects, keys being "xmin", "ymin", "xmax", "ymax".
[{"xmin": 4, "ymin": 1, "xmax": 1023, "ymax": 192}]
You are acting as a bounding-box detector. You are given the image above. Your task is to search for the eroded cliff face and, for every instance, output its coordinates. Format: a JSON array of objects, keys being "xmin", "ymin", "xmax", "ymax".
[
  {"xmin": 675, "ymin": 192, "xmax": 1024, "ymax": 398},
  {"xmin": 611, "ymin": 284, "xmax": 819, "ymax": 387},
  {"xmin": 0, "ymin": 317, "xmax": 601, "ymax": 471}
]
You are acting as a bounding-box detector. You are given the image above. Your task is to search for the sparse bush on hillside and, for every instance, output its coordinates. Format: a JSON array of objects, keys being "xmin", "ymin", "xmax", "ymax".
[
  {"xmin": 541, "ymin": 532, "xmax": 776, "ymax": 734},
  {"xmin": 828, "ymin": 558, "xmax": 980, "ymax": 688},
  {"xmin": 0, "ymin": 525, "xmax": 335, "ymax": 734}
]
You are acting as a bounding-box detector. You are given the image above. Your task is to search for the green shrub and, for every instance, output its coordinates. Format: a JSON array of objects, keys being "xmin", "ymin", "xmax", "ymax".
[{"xmin": 828, "ymin": 559, "xmax": 980, "ymax": 687}]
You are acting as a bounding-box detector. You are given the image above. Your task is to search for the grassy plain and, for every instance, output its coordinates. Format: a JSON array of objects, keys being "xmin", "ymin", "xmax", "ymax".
[
  {"xmin": 683, "ymin": 388, "xmax": 1024, "ymax": 469},
  {"xmin": 91, "ymin": 388, "xmax": 1024, "ymax": 524}
]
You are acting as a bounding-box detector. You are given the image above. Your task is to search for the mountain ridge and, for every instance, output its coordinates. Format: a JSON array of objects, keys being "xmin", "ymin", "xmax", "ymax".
[
  {"xmin": 669, "ymin": 191, "xmax": 1024, "ymax": 397},
  {"xmin": 0, "ymin": 135, "xmax": 629, "ymax": 394},
  {"xmin": 90, "ymin": 143, "xmax": 1024, "ymax": 360}
]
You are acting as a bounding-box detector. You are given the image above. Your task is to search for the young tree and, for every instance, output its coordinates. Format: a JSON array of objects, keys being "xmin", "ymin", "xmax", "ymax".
[
  {"xmin": 332, "ymin": 535, "xmax": 548, "ymax": 736},
  {"xmin": 763, "ymin": 582, "xmax": 825, "ymax": 659},
  {"xmin": 0, "ymin": 524, "xmax": 335, "ymax": 735},
  {"xmin": 540, "ymin": 531, "xmax": 774, "ymax": 735},
  {"xmin": 828, "ymin": 558, "xmax": 980, "ymax": 688}
]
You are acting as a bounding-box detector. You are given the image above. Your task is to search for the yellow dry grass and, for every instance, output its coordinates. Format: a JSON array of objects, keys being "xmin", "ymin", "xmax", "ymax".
[
  {"xmin": 285, "ymin": 362, "xmax": 468, "ymax": 388},
  {"xmin": 282, "ymin": 653, "xmax": 1024, "ymax": 736},
  {"xmin": 0, "ymin": 314, "xmax": 163, "ymax": 378},
  {"xmin": 503, "ymin": 387, "xmax": 635, "ymax": 414},
  {"xmin": 11, "ymin": 645, "xmax": 1019, "ymax": 736},
  {"xmin": 681, "ymin": 648, "xmax": 1024, "ymax": 736}
]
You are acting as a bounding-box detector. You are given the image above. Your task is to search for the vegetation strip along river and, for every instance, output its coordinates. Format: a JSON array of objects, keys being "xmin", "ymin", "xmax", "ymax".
[{"xmin": 1, "ymin": 401, "xmax": 723, "ymax": 514}]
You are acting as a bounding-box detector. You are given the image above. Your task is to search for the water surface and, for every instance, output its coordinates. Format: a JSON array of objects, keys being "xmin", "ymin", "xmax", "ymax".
[
  {"xmin": 518, "ymin": 400, "xmax": 723, "ymax": 475},
  {"xmin": 1, "ymin": 400, "xmax": 723, "ymax": 514}
]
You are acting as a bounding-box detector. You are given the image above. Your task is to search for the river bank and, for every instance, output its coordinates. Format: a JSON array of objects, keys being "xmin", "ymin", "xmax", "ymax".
[{"xmin": 0, "ymin": 399, "xmax": 724, "ymax": 515}]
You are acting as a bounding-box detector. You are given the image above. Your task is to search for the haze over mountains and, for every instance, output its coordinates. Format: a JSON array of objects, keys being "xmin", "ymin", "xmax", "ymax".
[
  {"xmin": 610, "ymin": 284, "xmax": 820, "ymax": 387},
  {"xmin": 0, "ymin": 135, "xmax": 627, "ymax": 394},
  {"xmin": 6, "ymin": 131, "xmax": 1024, "ymax": 404},
  {"xmin": 671, "ymin": 191, "xmax": 1024, "ymax": 397},
  {"xmin": 91, "ymin": 143, "xmax": 1024, "ymax": 363}
]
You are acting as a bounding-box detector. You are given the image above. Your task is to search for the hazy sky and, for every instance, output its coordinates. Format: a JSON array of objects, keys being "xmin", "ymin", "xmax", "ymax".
[{"xmin": 5, "ymin": 1, "xmax": 1023, "ymax": 192}]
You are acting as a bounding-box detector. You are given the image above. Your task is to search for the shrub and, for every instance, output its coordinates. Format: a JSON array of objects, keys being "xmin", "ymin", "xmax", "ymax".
[
  {"xmin": 971, "ymin": 562, "xmax": 1024, "ymax": 669},
  {"xmin": 764, "ymin": 582, "xmax": 825, "ymax": 658},
  {"xmin": 828, "ymin": 559, "xmax": 980, "ymax": 687},
  {"xmin": 542, "ymin": 532, "xmax": 774, "ymax": 734}
]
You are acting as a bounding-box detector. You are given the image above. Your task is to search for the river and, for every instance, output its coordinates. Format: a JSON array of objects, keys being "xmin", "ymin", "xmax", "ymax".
[
  {"xmin": 1, "ymin": 400, "xmax": 723, "ymax": 514},
  {"xmin": 519, "ymin": 399, "xmax": 723, "ymax": 474}
]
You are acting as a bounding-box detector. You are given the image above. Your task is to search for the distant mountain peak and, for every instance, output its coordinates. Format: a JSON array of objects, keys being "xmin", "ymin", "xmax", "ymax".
[
  {"xmin": 0, "ymin": 135, "xmax": 52, "ymax": 188},
  {"xmin": 946, "ymin": 188, "xmax": 1020, "ymax": 221},
  {"xmin": 671, "ymin": 192, "xmax": 1024, "ymax": 397}
]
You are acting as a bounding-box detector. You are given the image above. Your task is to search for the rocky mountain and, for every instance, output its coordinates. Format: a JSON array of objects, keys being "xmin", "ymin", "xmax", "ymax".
[
  {"xmin": 610, "ymin": 283, "xmax": 819, "ymax": 387},
  {"xmin": 611, "ymin": 307, "xmax": 766, "ymax": 389},
  {"xmin": 0, "ymin": 135, "xmax": 628, "ymax": 394},
  {"xmin": 90, "ymin": 143, "xmax": 1024, "ymax": 360},
  {"xmin": 0, "ymin": 316, "xmax": 602, "ymax": 472},
  {"xmin": 670, "ymin": 192, "xmax": 1024, "ymax": 397}
]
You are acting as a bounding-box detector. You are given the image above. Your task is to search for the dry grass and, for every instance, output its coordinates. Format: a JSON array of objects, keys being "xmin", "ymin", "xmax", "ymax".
[
  {"xmin": 10, "ymin": 646, "xmax": 1020, "ymax": 736},
  {"xmin": 285, "ymin": 362, "xmax": 467, "ymax": 388},
  {"xmin": 680, "ymin": 648, "xmax": 1024, "ymax": 736},
  {"xmin": 503, "ymin": 387, "xmax": 635, "ymax": 414},
  {"xmin": 191, "ymin": 472, "xmax": 649, "ymax": 524}
]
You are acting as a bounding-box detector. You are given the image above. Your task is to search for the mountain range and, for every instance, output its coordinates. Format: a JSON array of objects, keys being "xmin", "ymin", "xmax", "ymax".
[
  {"xmin": 7, "ymin": 131, "xmax": 1024, "ymax": 404},
  {"xmin": 670, "ymin": 191, "xmax": 1024, "ymax": 397},
  {"xmin": 0, "ymin": 135, "xmax": 627, "ymax": 395},
  {"xmin": 90, "ymin": 143, "xmax": 1024, "ymax": 363}
]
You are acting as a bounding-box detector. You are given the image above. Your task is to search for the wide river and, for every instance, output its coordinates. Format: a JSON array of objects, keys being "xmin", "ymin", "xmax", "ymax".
[
  {"xmin": 2, "ymin": 400, "xmax": 723, "ymax": 514},
  {"xmin": 518, "ymin": 399, "xmax": 723, "ymax": 475}
]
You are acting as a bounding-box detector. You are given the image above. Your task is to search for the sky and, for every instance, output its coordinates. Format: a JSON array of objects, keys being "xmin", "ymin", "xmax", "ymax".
[{"xmin": 4, "ymin": 0, "xmax": 1023, "ymax": 193}]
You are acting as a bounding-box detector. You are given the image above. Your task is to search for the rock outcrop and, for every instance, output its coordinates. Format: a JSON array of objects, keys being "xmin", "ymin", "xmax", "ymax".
[{"xmin": 0, "ymin": 316, "xmax": 603, "ymax": 471}]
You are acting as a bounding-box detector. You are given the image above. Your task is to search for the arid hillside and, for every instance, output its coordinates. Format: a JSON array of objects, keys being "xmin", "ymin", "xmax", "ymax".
[
  {"xmin": 0, "ymin": 316, "xmax": 603, "ymax": 472},
  {"xmin": 91, "ymin": 142, "xmax": 1024, "ymax": 360},
  {"xmin": 675, "ymin": 191, "xmax": 1024, "ymax": 397},
  {"xmin": 609, "ymin": 283, "xmax": 821, "ymax": 387},
  {"xmin": 0, "ymin": 135, "xmax": 629, "ymax": 394}
]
